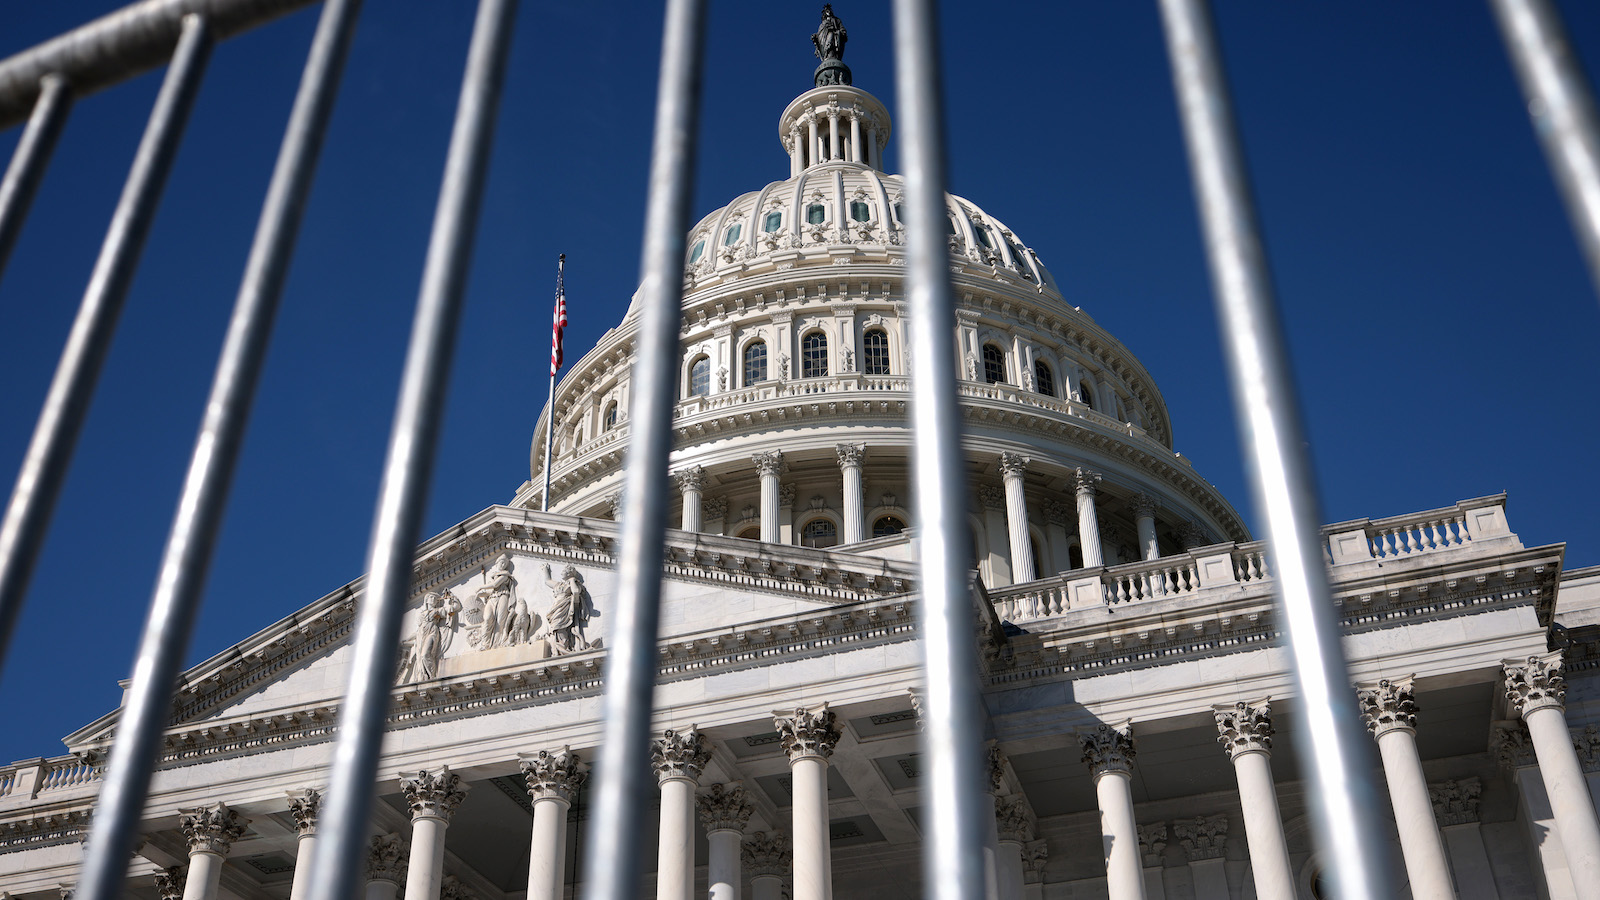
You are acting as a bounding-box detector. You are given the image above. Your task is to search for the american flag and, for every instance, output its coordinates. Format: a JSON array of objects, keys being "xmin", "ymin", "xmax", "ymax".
[{"xmin": 550, "ymin": 254, "xmax": 567, "ymax": 376}]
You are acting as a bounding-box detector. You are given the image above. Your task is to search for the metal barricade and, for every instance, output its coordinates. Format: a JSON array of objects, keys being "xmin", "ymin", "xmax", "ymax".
[{"xmin": 0, "ymin": 3, "xmax": 1596, "ymax": 900}]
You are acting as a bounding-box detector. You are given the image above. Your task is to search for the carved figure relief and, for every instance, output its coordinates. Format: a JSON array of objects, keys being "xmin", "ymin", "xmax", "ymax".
[
  {"xmin": 464, "ymin": 553, "xmax": 537, "ymax": 652},
  {"xmin": 541, "ymin": 564, "xmax": 600, "ymax": 655},
  {"xmin": 397, "ymin": 590, "xmax": 463, "ymax": 683}
]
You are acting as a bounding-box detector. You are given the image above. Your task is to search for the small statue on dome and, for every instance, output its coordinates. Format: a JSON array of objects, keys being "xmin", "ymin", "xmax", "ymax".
[{"xmin": 812, "ymin": 5, "xmax": 847, "ymax": 62}]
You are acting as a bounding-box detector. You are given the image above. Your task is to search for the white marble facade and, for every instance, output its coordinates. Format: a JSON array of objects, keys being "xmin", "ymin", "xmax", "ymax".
[{"xmin": 6, "ymin": 16, "xmax": 1600, "ymax": 900}]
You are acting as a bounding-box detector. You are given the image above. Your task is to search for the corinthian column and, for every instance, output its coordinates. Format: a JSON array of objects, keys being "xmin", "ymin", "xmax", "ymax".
[
  {"xmin": 677, "ymin": 466, "xmax": 706, "ymax": 532},
  {"xmin": 520, "ymin": 746, "xmax": 586, "ymax": 900},
  {"xmin": 836, "ymin": 443, "xmax": 865, "ymax": 544},
  {"xmin": 1132, "ymin": 493, "xmax": 1159, "ymax": 561},
  {"xmin": 1357, "ymin": 677, "xmax": 1455, "ymax": 900},
  {"xmin": 1073, "ymin": 469, "xmax": 1103, "ymax": 568},
  {"xmin": 286, "ymin": 788, "xmax": 321, "ymax": 900},
  {"xmin": 1173, "ymin": 816, "xmax": 1228, "ymax": 900},
  {"xmin": 699, "ymin": 783, "xmax": 754, "ymax": 900},
  {"xmin": 399, "ymin": 767, "xmax": 468, "ymax": 900},
  {"xmin": 1079, "ymin": 722, "xmax": 1145, "ymax": 900},
  {"xmin": 743, "ymin": 833, "xmax": 791, "ymax": 900},
  {"xmin": 366, "ymin": 834, "xmax": 409, "ymax": 900},
  {"xmin": 652, "ymin": 727, "xmax": 711, "ymax": 900},
  {"xmin": 1212, "ymin": 700, "xmax": 1294, "ymax": 899},
  {"xmin": 775, "ymin": 703, "xmax": 843, "ymax": 900},
  {"xmin": 154, "ymin": 867, "xmax": 187, "ymax": 900},
  {"xmin": 754, "ymin": 451, "xmax": 784, "ymax": 543},
  {"xmin": 996, "ymin": 796, "xmax": 1036, "ymax": 900},
  {"xmin": 999, "ymin": 453, "xmax": 1036, "ymax": 583},
  {"xmin": 178, "ymin": 803, "xmax": 248, "ymax": 900},
  {"xmin": 1505, "ymin": 653, "xmax": 1600, "ymax": 899}
]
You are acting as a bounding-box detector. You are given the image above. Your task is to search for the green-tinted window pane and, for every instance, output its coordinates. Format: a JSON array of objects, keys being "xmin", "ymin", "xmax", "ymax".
[
  {"xmin": 807, "ymin": 204, "xmax": 826, "ymax": 225},
  {"xmin": 850, "ymin": 201, "xmax": 870, "ymax": 222},
  {"xmin": 689, "ymin": 240, "xmax": 705, "ymax": 263},
  {"xmin": 764, "ymin": 211, "xmax": 782, "ymax": 233},
  {"xmin": 723, "ymin": 223, "xmax": 742, "ymax": 247}
]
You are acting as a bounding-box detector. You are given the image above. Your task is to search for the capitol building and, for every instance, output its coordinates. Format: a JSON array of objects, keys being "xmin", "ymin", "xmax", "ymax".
[{"xmin": 5, "ymin": 10, "xmax": 1600, "ymax": 900}]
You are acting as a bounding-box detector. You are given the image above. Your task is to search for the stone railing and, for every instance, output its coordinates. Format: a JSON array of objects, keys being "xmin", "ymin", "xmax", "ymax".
[
  {"xmin": 990, "ymin": 495, "xmax": 1515, "ymax": 626},
  {"xmin": 0, "ymin": 755, "xmax": 102, "ymax": 808}
]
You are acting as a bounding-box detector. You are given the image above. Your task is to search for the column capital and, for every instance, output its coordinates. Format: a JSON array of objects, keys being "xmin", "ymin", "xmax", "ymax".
[
  {"xmin": 778, "ymin": 484, "xmax": 796, "ymax": 508},
  {"xmin": 285, "ymin": 787, "xmax": 321, "ymax": 837},
  {"xmin": 986, "ymin": 742, "xmax": 1007, "ymax": 794},
  {"xmin": 753, "ymin": 450, "xmax": 784, "ymax": 477},
  {"xmin": 835, "ymin": 442, "xmax": 864, "ymax": 468},
  {"xmin": 153, "ymin": 866, "xmax": 186, "ymax": 900},
  {"xmin": 1177, "ymin": 520, "xmax": 1209, "ymax": 550},
  {"xmin": 1575, "ymin": 724, "xmax": 1600, "ymax": 772},
  {"xmin": 366, "ymin": 832, "xmax": 409, "ymax": 885},
  {"xmin": 996, "ymin": 795, "xmax": 1036, "ymax": 844},
  {"xmin": 1072, "ymin": 467, "xmax": 1100, "ymax": 497},
  {"xmin": 440, "ymin": 875, "xmax": 475, "ymax": 900},
  {"xmin": 1022, "ymin": 839, "xmax": 1050, "ymax": 884},
  {"xmin": 178, "ymin": 802, "xmax": 248, "ymax": 857},
  {"xmin": 742, "ymin": 831, "xmax": 791, "ymax": 878},
  {"xmin": 1504, "ymin": 651, "xmax": 1566, "ymax": 717},
  {"xmin": 1042, "ymin": 499, "xmax": 1072, "ymax": 527},
  {"xmin": 520, "ymin": 745, "xmax": 587, "ymax": 804},
  {"xmin": 1213, "ymin": 698, "xmax": 1274, "ymax": 759},
  {"xmin": 1138, "ymin": 822, "xmax": 1168, "ymax": 867},
  {"xmin": 697, "ymin": 782, "xmax": 754, "ymax": 833},
  {"xmin": 651, "ymin": 726, "xmax": 710, "ymax": 783},
  {"xmin": 400, "ymin": 765, "xmax": 469, "ymax": 822},
  {"xmin": 1132, "ymin": 492, "xmax": 1158, "ymax": 518},
  {"xmin": 978, "ymin": 485, "xmax": 1007, "ymax": 510},
  {"xmin": 1429, "ymin": 777, "xmax": 1482, "ymax": 826},
  {"xmin": 675, "ymin": 466, "xmax": 707, "ymax": 493},
  {"xmin": 1494, "ymin": 720, "xmax": 1538, "ymax": 769},
  {"xmin": 1357, "ymin": 675, "xmax": 1418, "ymax": 737},
  {"xmin": 704, "ymin": 497, "xmax": 728, "ymax": 520},
  {"xmin": 774, "ymin": 701, "xmax": 842, "ymax": 762},
  {"xmin": 998, "ymin": 452, "xmax": 1029, "ymax": 478},
  {"xmin": 1174, "ymin": 814, "xmax": 1228, "ymax": 861},
  {"xmin": 1078, "ymin": 720, "xmax": 1135, "ymax": 779}
]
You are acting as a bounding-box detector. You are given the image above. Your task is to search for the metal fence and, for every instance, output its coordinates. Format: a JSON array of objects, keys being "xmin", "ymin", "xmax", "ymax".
[{"xmin": 0, "ymin": 2, "xmax": 1597, "ymax": 900}]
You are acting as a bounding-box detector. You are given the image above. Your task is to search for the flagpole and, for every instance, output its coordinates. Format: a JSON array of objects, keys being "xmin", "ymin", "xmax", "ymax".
[{"xmin": 542, "ymin": 253, "xmax": 564, "ymax": 511}]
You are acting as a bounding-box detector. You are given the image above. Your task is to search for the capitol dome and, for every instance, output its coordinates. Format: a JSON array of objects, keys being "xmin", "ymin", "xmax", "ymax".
[{"xmin": 520, "ymin": 39, "xmax": 1248, "ymax": 592}]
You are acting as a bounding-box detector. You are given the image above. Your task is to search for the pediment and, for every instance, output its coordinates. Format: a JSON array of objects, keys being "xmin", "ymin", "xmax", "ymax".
[{"xmin": 64, "ymin": 505, "xmax": 915, "ymax": 756}]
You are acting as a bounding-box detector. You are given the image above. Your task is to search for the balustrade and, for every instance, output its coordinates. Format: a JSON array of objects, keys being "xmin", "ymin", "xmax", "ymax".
[{"xmin": 1365, "ymin": 510, "xmax": 1471, "ymax": 559}]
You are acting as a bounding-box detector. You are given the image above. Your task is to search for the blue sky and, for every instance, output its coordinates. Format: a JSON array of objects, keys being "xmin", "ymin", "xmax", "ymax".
[{"xmin": 1, "ymin": 2, "xmax": 1597, "ymax": 763}]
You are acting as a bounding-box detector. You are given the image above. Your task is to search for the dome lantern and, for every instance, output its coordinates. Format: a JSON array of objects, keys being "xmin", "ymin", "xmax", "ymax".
[{"xmin": 781, "ymin": 7, "xmax": 889, "ymax": 175}]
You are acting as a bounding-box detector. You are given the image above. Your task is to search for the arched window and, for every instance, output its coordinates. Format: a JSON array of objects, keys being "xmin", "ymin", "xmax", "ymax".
[
  {"xmin": 688, "ymin": 239, "xmax": 705, "ymax": 264},
  {"xmin": 688, "ymin": 355, "xmax": 710, "ymax": 397},
  {"xmin": 862, "ymin": 329, "xmax": 890, "ymax": 375},
  {"xmin": 807, "ymin": 203, "xmax": 826, "ymax": 225},
  {"xmin": 743, "ymin": 341, "xmax": 768, "ymax": 385},
  {"xmin": 982, "ymin": 344, "xmax": 1006, "ymax": 384},
  {"xmin": 872, "ymin": 515, "xmax": 906, "ymax": 538},
  {"xmin": 603, "ymin": 402, "xmax": 618, "ymax": 431},
  {"xmin": 738, "ymin": 526, "xmax": 760, "ymax": 540},
  {"xmin": 974, "ymin": 226, "xmax": 994, "ymax": 249},
  {"xmin": 1078, "ymin": 379, "xmax": 1096, "ymax": 411},
  {"xmin": 801, "ymin": 518, "xmax": 838, "ymax": 549},
  {"xmin": 801, "ymin": 332, "xmax": 828, "ymax": 379},
  {"xmin": 850, "ymin": 200, "xmax": 871, "ymax": 222},
  {"xmin": 722, "ymin": 222, "xmax": 742, "ymax": 246},
  {"xmin": 1034, "ymin": 359, "xmax": 1055, "ymax": 397},
  {"xmin": 764, "ymin": 210, "xmax": 783, "ymax": 233}
]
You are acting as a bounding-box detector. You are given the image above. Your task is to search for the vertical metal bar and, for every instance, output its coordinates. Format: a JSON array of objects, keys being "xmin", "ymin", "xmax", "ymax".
[
  {"xmin": 578, "ymin": 2, "xmax": 705, "ymax": 900},
  {"xmin": 1489, "ymin": 0, "xmax": 1600, "ymax": 300},
  {"xmin": 1154, "ymin": 3, "xmax": 1392, "ymax": 900},
  {"xmin": 0, "ymin": 73, "xmax": 72, "ymax": 285},
  {"xmin": 0, "ymin": 14, "xmax": 211, "ymax": 682},
  {"xmin": 76, "ymin": 3, "xmax": 362, "ymax": 898},
  {"xmin": 890, "ymin": 4, "xmax": 989, "ymax": 900},
  {"xmin": 306, "ymin": 1, "xmax": 518, "ymax": 897}
]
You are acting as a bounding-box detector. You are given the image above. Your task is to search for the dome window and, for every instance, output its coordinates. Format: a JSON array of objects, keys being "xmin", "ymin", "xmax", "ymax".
[
  {"xmin": 1034, "ymin": 360, "xmax": 1056, "ymax": 398},
  {"xmin": 688, "ymin": 239, "xmax": 705, "ymax": 264},
  {"xmin": 872, "ymin": 515, "xmax": 906, "ymax": 538},
  {"xmin": 893, "ymin": 203, "xmax": 905, "ymax": 224},
  {"xmin": 743, "ymin": 340, "xmax": 768, "ymax": 386},
  {"xmin": 807, "ymin": 203, "xmax": 826, "ymax": 225},
  {"xmin": 863, "ymin": 328, "xmax": 890, "ymax": 375},
  {"xmin": 975, "ymin": 227, "xmax": 994, "ymax": 250},
  {"xmin": 946, "ymin": 216, "xmax": 957, "ymax": 235},
  {"xmin": 764, "ymin": 211, "xmax": 783, "ymax": 233},
  {"xmin": 850, "ymin": 200, "xmax": 871, "ymax": 222},
  {"xmin": 688, "ymin": 355, "xmax": 711, "ymax": 398},
  {"xmin": 603, "ymin": 401, "xmax": 618, "ymax": 431},
  {"xmin": 801, "ymin": 332, "xmax": 829, "ymax": 379},
  {"xmin": 723, "ymin": 223, "xmax": 743, "ymax": 247},
  {"xmin": 801, "ymin": 518, "xmax": 838, "ymax": 549},
  {"xmin": 982, "ymin": 344, "xmax": 1006, "ymax": 384},
  {"xmin": 1078, "ymin": 380, "xmax": 1096, "ymax": 411}
]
